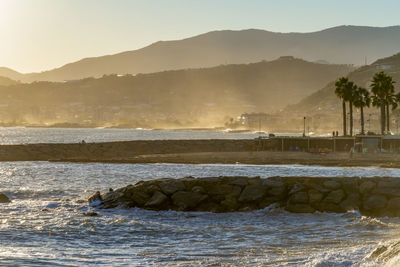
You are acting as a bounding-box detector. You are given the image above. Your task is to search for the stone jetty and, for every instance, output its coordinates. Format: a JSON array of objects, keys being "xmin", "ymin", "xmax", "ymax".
[{"xmin": 89, "ymin": 176, "xmax": 400, "ymax": 217}]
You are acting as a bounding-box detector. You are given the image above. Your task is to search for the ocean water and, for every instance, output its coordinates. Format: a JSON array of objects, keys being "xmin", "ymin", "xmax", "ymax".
[
  {"xmin": 1, "ymin": 162, "xmax": 400, "ymax": 266},
  {"xmin": 0, "ymin": 127, "xmax": 265, "ymax": 144}
]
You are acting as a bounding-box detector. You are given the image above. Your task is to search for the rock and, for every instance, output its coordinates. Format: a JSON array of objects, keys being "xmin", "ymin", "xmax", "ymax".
[
  {"xmin": 247, "ymin": 177, "xmax": 262, "ymax": 185},
  {"xmin": 101, "ymin": 190, "xmax": 125, "ymax": 208},
  {"xmin": 372, "ymin": 181, "xmax": 400, "ymax": 197},
  {"xmin": 323, "ymin": 189, "xmax": 345, "ymax": 204},
  {"xmin": 145, "ymin": 191, "xmax": 168, "ymax": 208},
  {"xmin": 238, "ymin": 185, "xmax": 266, "ymax": 202},
  {"xmin": 286, "ymin": 203, "xmax": 315, "ymax": 213},
  {"xmin": 386, "ymin": 197, "xmax": 400, "ymax": 211},
  {"xmin": 289, "ymin": 183, "xmax": 305, "ymax": 194},
  {"xmin": 221, "ymin": 195, "xmax": 239, "ymax": 212},
  {"xmin": 171, "ymin": 191, "xmax": 208, "ymax": 210},
  {"xmin": 88, "ymin": 191, "xmax": 102, "ymax": 204},
  {"xmin": 306, "ymin": 182, "xmax": 330, "ymax": 193},
  {"xmin": 229, "ymin": 177, "xmax": 248, "ymax": 187},
  {"xmin": 191, "ymin": 186, "xmax": 206, "ymax": 194},
  {"xmin": 264, "ymin": 180, "xmax": 286, "ymax": 198},
  {"xmin": 323, "ymin": 180, "xmax": 341, "ymax": 190},
  {"xmin": 308, "ymin": 189, "xmax": 323, "ymax": 204},
  {"xmin": 83, "ymin": 211, "xmax": 99, "ymax": 216},
  {"xmin": 289, "ymin": 191, "xmax": 309, "ymax": 204},
  {"xmin": 208, "ymin": 184, "xmax": 241, "ymax": 198},
  {"xmin": 130, "ymin": 190, "xmax": 151, "ymax": 206},
  {"xmin": 363, "ymin": 195, "xmax": 387, "ymax": 210},
  {"xmin": 159, "ymin": 179, "xmax": 185, "ymax": 195},
  {"xmin": 0, "ymin": 192, "xmax": 10, "ymax": 203},
  {"xmin": 268, "ymin": 186, "xmax": 287, "ymax": 198},
  {"xmin": 359, "ymin": 181, "xmax": 376, "ymax": 195},
  {"xmin": 341, "ymin": 179, "xmax": 359, "ymax": 194},
  {"xmin": 340, "ymin": 193, "xmax": 361, "ymax": 211},
  {"xmin": 263, "ymin": 179, "xmax": 285, "ymax": 188}
]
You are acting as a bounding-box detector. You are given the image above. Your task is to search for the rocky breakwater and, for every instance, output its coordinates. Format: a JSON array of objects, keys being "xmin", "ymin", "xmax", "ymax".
[{"xmin": 89, "ymin": 176, "xmax": 400, "ymax": 216}]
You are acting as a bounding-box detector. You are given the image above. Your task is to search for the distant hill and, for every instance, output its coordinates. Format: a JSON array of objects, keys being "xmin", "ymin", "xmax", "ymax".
[
  {"xmin": 0, "ymin": 58, "xmax": 352, "ymax": 127},
  {"xmin": 288, "ymin": 53, "xmax": 400, "ymax": 114},
  {"xmin": 0, "ymin": 67, "xmax": 23, "ymax": 81},
  {"xmin": 4, "ymin": 25, "xmax": 400, "ymax": 82},
  {"xmin": 0, "ymin": 76, "xmax": 19, "ymax": 86}
]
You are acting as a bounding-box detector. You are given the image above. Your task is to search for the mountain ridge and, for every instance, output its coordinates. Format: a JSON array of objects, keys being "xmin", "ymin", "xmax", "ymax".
[{"xmin": 1, "ymin": 25, "xmax": 399, "ymax": 83}]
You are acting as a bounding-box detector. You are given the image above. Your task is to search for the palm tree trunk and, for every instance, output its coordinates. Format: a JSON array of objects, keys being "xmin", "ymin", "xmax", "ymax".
[
  {"xmin": 361, "ymin": 106, "xmax": 365, "ymax": 135},
  {"xmin": 349, "ymin": 101, "xmax": 353, "ymax": 136},
  {"xmin": 381, "ymin": 99, "xmax": 386, "ymax": 135},
  {"xmin": 342, "ymin": 100, "xmax": 347, "ymax": 136},
  {"xmin": 387, "ymin": 103, "xmax": 390, "ymax": 133}
]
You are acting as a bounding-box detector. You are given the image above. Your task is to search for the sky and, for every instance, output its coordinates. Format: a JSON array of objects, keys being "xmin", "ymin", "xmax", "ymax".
[{"xmin": 0, "ymin": 0, "xmax": 399, "ymax": 73}]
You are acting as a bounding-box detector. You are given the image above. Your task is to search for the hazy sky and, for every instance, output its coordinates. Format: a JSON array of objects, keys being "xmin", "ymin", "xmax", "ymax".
[{"xmin": 1, "ymin": 0, "xmax": 399, "ymax": 73}]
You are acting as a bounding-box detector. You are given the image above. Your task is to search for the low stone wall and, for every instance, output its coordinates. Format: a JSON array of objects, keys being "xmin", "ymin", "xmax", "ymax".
[
  {"xmin": 0, "ymin": 139, "xmax": 255, "ymax": 161},
  {"xmin": 89, "ymin": 176, "xmax": 400, "ymax": 217}
]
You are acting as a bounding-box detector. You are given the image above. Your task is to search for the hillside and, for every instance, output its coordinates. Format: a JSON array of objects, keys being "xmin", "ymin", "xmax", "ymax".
[
  {"xmin": 3, "ymin": 25, "xmax": 400, "ymax": 82},
  {"xmin": 0, "ymin": 76, "xmax": 19, "ymax": 86},
  {"xmin": 0, "ymin": 67, "xmax": 24, "ymax": 82},
  {"xmin": 285, "ymin": 53, "xmax": 400, "ymax": 133},
  {"xmin": 0, "ymin": 57, "xmax": 352, "ymax": 128}
]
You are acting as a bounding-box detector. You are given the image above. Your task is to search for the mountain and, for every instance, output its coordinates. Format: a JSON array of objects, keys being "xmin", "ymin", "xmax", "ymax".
[
  {"xmin": 6, "ymin": 25, "xmax": 400, "ymax": 83},
  {"xmin": 0, "ymin": 57, "xmax": 353, "ymax": 127}
]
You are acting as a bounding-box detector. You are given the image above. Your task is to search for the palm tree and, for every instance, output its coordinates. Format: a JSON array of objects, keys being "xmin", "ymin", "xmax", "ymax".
[
  {"xmin": 353, "ymin": 86, "xmax": 371, "ymax": 135},
  {"xmin": 335, "ymin": 77, "xmax": 349, "ymax": 136},
  {"xmin": 371, "ymin": 71, "xmax": 395, "ymax": 135},
  {"xmin": 385, "ymin": 89, "xmax": 398, "ymax": 133},
  {"xmin": 346, "ymin": 81, "xmax": 357, "ymax": 136}
]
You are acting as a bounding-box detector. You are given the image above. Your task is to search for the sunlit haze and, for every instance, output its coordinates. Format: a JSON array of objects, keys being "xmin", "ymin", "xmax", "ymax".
[{"xmin": 0, "ymin": 0, "xmax": 399, "ymax": 73}]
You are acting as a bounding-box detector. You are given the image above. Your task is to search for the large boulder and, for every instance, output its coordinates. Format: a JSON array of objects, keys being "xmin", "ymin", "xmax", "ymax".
[
  {"xmin": 159, "ymin": 179, "xmax": 185, "ymax": 195},
  {"xmin": 323, "ymin": 189, "xmax": 345, "ymax": 204},
  {"xmin": 372, "ymin": 181, "xmax": 400, "ymax": 197},
  {"xmin": 340, "ymin": 193, "xmax": 361, "ymax": 211},
  {"xmin": 363, "ymin": 194, "xmax": 387, "ymax": 211},
  {"xmin": 323, "ymin": 180, "xmax": 341, "ymax": 190},
  {"xmin": 0, "ymin": 192, "xmax": 10, "ymax": 203},
  {"xmin": 288, "ymin": 191, "xmax": 309, "ymax": 204},
  {"xmin": 171, "ymin": 191, "xmax": 208, "ymax": 210},
  {"xmin": 386, "ymin": 197, "xmax": 400, "ymax": 215},
  {"xmin": 238, "ymin": 185, "xmax": 266, "ymax": 202},
  {"xmin": 308, "ymin": 189, "xmax": 324, "ymax": 204},
  {"xmin": 359, "ymin": 181, "xmax": 376, "ymax": 195},
  {"xmin": 145, "ymin": 191, "xmax": 168, "ymax": 208}
]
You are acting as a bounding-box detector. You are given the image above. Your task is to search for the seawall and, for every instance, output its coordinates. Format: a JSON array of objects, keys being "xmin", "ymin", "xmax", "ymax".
[
  {"xmin": 89, "ymin": 176, "xmax": 400, "ymax": 217},
  {"xmin": 0, "ymin": 139, "xmax": 255, "ymax": 161}
]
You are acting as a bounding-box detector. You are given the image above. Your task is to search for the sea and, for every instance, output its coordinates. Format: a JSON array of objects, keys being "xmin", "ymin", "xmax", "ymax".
[{"xmin": 1, "ymin": 127, "xmax": 400, "ymax": 266}]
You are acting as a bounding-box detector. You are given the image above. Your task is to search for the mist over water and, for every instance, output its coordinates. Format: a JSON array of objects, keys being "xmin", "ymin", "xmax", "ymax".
[{"xmin": 2, "ymin": 162, "xmax": 400, "ymax": 266}]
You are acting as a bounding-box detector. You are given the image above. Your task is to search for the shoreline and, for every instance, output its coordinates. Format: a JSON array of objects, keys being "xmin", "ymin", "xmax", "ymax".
[{"xmin": 50, "ymin": 151, "xmax": 400, "ymax": 168}]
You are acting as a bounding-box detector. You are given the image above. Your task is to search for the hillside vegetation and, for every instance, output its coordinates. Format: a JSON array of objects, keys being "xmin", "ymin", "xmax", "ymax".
[{"xmin": 0, "ymin": 57, "xmax": 352, "ymax": 128}]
